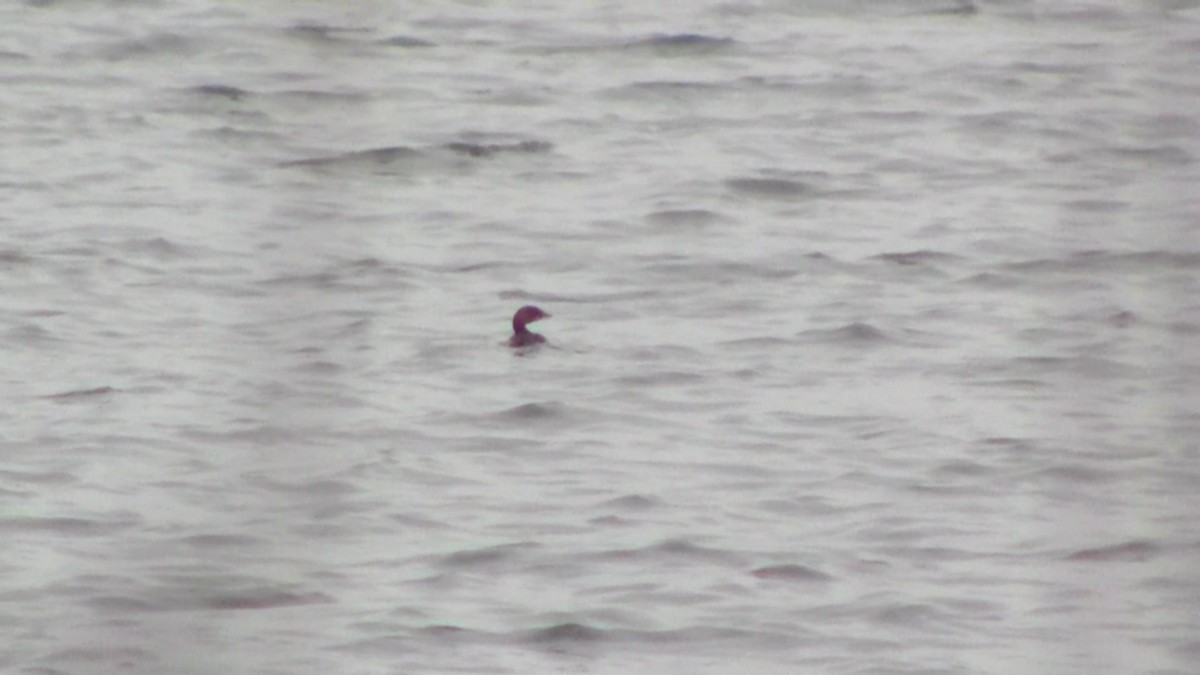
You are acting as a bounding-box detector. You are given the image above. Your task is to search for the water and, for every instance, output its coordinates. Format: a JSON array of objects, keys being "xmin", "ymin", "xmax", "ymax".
[{"xmin": 3, "ymin": 1, "xmax": 1199, "ymax": 673}]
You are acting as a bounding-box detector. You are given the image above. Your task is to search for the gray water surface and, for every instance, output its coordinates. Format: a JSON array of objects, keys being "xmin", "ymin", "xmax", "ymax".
[{"xmin": 4, "ymin": 1, "xmax": 1200, "ymax": 673}]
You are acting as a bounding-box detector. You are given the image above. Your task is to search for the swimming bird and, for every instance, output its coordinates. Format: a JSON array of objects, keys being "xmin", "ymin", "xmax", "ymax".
[{"xmin": 509, "ymin": 305, "xmax": 551, "ymax": 347}]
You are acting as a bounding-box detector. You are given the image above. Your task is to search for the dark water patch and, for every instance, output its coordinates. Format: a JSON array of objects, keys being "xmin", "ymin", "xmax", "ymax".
[
  {"xmin": 606, "ymin": 79, "xmax": 721, "ymax": 102},
  {"xmin": 339, "ymin": 256, "xmax": 414, "ymax": 286},
  {"xmin": 1025, "ymin": 462, "xmax": 1115, "ymax": 485},
  {"xmin": 1103, "ymin": 144, "xmax": 1193, "ymax": 167},
  {"xmin": 725, "ymin": 177, "xmax": 812, "ymax": 200},
  {"xmin": 598, "ymin": 494, "xmax": 659, "ymax": 511},
  {"xmin": 118, "ymin": 236, "xmax": 190, "ymax": 260},
  {"xmin": 484, "ymin": 398, "xmax": 588, "ymax": 425},
  {"xmin": 181, "ymin": 533, "xmax": 263, "ymax": 549},
  {"xmin": 190, "ymin": 84, "xmax": 250, "ymax": 101},
  {"xmin": 922, "ymin": 0, "xmax": 978, "ymax": 16},
  {"xmin": 1168, "ymin": 320, "xmax": 1200, "ymax": 336},
  {"xmin": 870, "ymin": 250, "xmax": 961, "ymax": 266},
  {"xmin": 296, "ymin": 359, "xmax": 344, "ymax": 376},
  {"xmin": 751, "ymin": 564, "xmax": 832, "ymax": 582},
  {"xmin": 966, "ymin": 378, "xmax": 1046, "ymax": 391},
  {"xmin": 329, "ymin": 315, "xmax": 373, "ymax": 339},
  {"xmin": 255, "ymin": 270, "xmax": 343, "ymax": 291},
  {"xmin": 870, "ymin": 603, "xmax": 956, "ymax": 629},
  {"xmin": 523, "ymin": 622, "xmax": 606, "ymax": 644},
  {"xmin": 416, "ymin": 624, "xmax": 477, "ymax": 640},
  {"xmin": 378, "ymin": 35, "xmax": 435, "ymax": 48},
  {"xmin": 329, "ymin": 634, "xmax": 409, "ymax": 655},
  {"xmin": 281, "ymin": 140, "xmax": 551, "ymax": 174},
  {"xmin": 600, "ymin": 538, "xmax": 744, "ymax": 566},
  {"xmin": 979, "ymin": 436, "xmax": 1040, "ymax": 450},
  {"xmin": 279, "ymin": 145, "xmax": 423, "ymax": 170},
  {"xmin": 517, "ymin": 623, "xmax": 797, "ymax": 650},
  {"xmin": 0, "ymin": 249, "xmax": 34, "ymax": 265},
  {"xmin": 273, "ymin": 89, "xmax": 374, "ymax": 107},
  {"xmin": 85, "ymin": 595, "xmax": 158, "ymax": 613},
  {"xmin": 796, "ymin": 322, "xmax": 890, "ymax": 346},
  {"xmin": 0, "ymin": 469, "xmax": 76, "ymax": 485},
  {"xmin": 181, "ymin": 423, "xmax": 315, "ymax": 446},
  {"xmin": 613, "ymin": 370, "xmax": 706, "ymax": 386},
  {"xmin": 1066, "ymin": 540, "xmax": 1160, "ymax": 562},
  {"xmin": 931, "ymin": 459, "xmax": 992, "ymax": 479},
  {"xmin": 625, "ymin": 33, "xmax": 735, "ymax": 55},
  {"xmin": 719, "ymin": 335, "xmax": 795, "ymax": 350},
  {"xmin": 249, "ymin": 477, "xmax": 358, "ymax": 497},
  {"xmin": 37, "ymin": 386, "xmax": 115, "ymax": 401},
  {"xmin": 645, "ymin": 208, "xmax": 724, "ymax": 228},
  {"xmin": 390, "ymin": 512, "xmax": 454, "ymax": 530},
  {"xmin": 442, "ymin": 140, "xmax": 553, "ymax": 158},
  {"xmin": 791, "ymin": 0, "xmax": 977, "ymax": 18},
  {"xmin": 495, "ymin": 402, "xmax": 568, "ymax": 423},
  {"xmin": 641, "ymin": 258, "xmax": 801, "ymax": 284},
  {"xmin": 38, "ymin": 645, "xmax": 150, "ymax": 664},
  {"xmin": 141, "ymin": 571, "xmax": 335, "ymax": 612},
  {"xmin": 957, "ymin": 110, "xmax": 1041, "ymax": 137},
  {"xmin": 439, "ymin": 542, "xmax": 537, "ymax": 569},
  {"xmin": 1005, "ymin": 249, "xmax": 1200, "ymax": 275},
  {"xmin": 98, "ymin": 33, "xmax": 203, "ymax": 61},
  {"xmin": 1103, "ymin": 310, "xmax": 1137, "ymax": 327},
  {"xmin": 205, "ymin": 590, "xmax": 332, "ymax": 610},
  {"xmin": 1007, "ymin": 354, "xmax": 1139, "ymax": 379},
  {"xmin": 196, "ymin": 126, "xmax": 284, "ymax": 148},
  {"xmin": 589, "ymin": 515, "xmax": 633, "ymax": 526},
  {"xmin": 634, "ymin": 626, "xmax": 798, "ymax": 649},
  {"xmin": 444, "ymin": 260, "xmax": 510, "ymax": 273},
  {"xmin": 1063, "ymin": 198, "xmax": 1128, "ymax": 213},
  {"xmin": 6, "ymin": 322, "xmax": 60, "ymax": 347},
  {"xmin": 498, "ymin": 289, "xmax": 658, "ymax": 304},
  {"xmin": 774, "ymin": 411, "xmax": 881, "ymax": 430},
  {"xmin": 285, "ymin": 23, "xmax": 371, "ymax": 45},
  {"xmin": 0, "ymin": 515, "xmax": 136, "ymax": 536},
  {"xmin": 624, "ymin": 344, "xmax": 706, "ymax": 365}
]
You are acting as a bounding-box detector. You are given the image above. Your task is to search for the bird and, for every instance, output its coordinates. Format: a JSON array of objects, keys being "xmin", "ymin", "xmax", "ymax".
[{"xmin": 509, "ymin": 305, "xmax": 551, "ymax": 347}]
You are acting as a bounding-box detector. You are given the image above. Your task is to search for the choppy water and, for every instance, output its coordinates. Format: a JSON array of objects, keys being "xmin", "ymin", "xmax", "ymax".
[{"xmin": 4, "ymin": 1, "xmax": 1200, "ymax": 673}]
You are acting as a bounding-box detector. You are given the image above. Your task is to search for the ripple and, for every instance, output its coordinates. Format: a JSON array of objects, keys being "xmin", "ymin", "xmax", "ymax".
[
  {"xmin": 1006, "ymin": 249, "xmax": 1200, "ymax": 274},
  {"xmin": 442, "ymin": 140, "xmax": 553, "ymax": 158},
  {"xmin": 796, "ymin": 322, "xmax": 890, "ymax": 345},
  {"xmin": 725, "ymin": 177, "xmax": 812, "ymax": 200},
  {"xmin": 180, "ymin": 533, "xmax": 263, "ymax": 549},
  {"xmin": 870, "ymin": 603, "xmax": 955, "ymax": 629},
  {"xmin": 597, "ymin": 494, "xmax": 660, "ymax": 511},
  {"xmin": 205, "ymin": 590, "xmax": 333, "ymax": 611},
  {"xmin": 625, "ymin": 33, "xmax": 735, "ymax": 54},
  {"xmin": 6, "ymin": 322, "xmax": 61, "ymax": 347},
  {"xmin": 645, "ymin": 208, "xmax": 724, "ymax": 228},
  {"xmin": 377, "ymin": 35, "xmax": 436, "ymax": 48},
  {"xmin": 1066, "ymin": 540, "xmax": 1160, "ymax": 562},
  {"xmin": 439, "ymin": 542, "xmax": 537, "ymax": 569},
  {"xmin": 870, "ymin": 250, "xmax": 961, "ymax": 266},
  {"xmin": 597, "ymin": 538, "xmax": 744, "ymax": 566},
  {"xmin": 523, "ymin": 622, "xmax": 606, "ymax": 644},
  {"xmin": 279, "ymin": 145, "xmax": 423, "ymax": 169},
  {"xmin": 38, "ymin": 386, "xmax": 115, "ymax": 401},
  {"xmin": 190, "ymin": 84, "xmax": 249, "ymax": 101},
  {"xmin": 0, "ymin": 249, "xmax": 33, "ymax": 264},
  {"xmin": 496, "ymin": 402, "xmax": 567, "ymax": 422},
  {"xmin": 0, "ymin": 515, "xmax": 136, "ymax": 536},
  {"xmin": 751, "ymin": 564, "xmax": 833, "ymax": 582}
]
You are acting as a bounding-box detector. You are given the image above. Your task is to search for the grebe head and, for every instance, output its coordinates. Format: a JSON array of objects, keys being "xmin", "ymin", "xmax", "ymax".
[{"xmin": 512, "ymin": 305, "xmax": 551, "ymax": 333}]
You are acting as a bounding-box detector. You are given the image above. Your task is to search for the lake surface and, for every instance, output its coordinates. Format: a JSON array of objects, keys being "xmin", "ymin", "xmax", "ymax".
[{"xmin": 3, "ymin": 1, "xmax": 1199, "ymax": 673}]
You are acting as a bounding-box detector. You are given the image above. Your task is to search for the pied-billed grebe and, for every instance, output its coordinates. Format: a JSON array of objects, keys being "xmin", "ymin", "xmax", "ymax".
[{"xmin": 509, "ymin": 305, "xmax": 551, "ymax": 347}]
